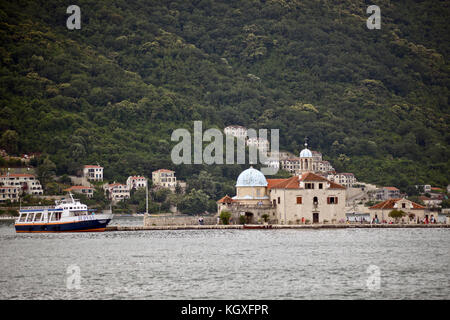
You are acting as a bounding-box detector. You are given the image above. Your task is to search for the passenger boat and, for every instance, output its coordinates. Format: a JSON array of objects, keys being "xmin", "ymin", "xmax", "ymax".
[{"xmin": 15, "ymin": 193, "xmax": 113, "ymax": 233}]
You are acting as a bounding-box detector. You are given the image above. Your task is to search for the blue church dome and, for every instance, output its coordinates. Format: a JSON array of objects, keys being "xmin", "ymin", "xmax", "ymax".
[
  {"xmin": 236, "ymin": 167, "xmax": 268, "ymax": 187},
  {"xmin": 300, "ymin": 148, "xmax": 312, "ymax": 158}
]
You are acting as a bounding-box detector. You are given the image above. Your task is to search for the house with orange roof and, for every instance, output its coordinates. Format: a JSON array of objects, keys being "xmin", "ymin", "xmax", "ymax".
[
  {"xmin": 103, "ymin": 182, "xmax": 130, "ymax": 203},
  {"xmin": 64, "ymin": 186, "xmax": 95, "ymax": 198},
  {"xmin": 373, "ymin": 186, "xmax": 401, "ymax": 201},
  {"xmin": 369, "ymin": 198, "xmax": 429, "ymax": 223},
  {"xmin": 126, "ymin": 176, "xmax": 148, "ymax": 190},
  {"xmin": 0, "ymin": 172, "xmax": 43, "ymax": 196}
]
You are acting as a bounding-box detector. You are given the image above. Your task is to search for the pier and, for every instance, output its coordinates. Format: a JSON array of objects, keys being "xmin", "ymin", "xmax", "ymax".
[{"xmin": 106, "ymin": 224, "xmax": 450, "ymax": 231}]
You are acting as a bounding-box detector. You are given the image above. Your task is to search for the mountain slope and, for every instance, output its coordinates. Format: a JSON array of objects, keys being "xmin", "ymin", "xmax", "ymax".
[{"xmin": 0, "ymin": 0, "xmax": 449, "ymax": 191}]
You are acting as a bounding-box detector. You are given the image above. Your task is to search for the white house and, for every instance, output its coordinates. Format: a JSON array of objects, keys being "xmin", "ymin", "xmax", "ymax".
[
  {"xmin": 126, "ymin": 176, "xmax": 148, "ymax": 190},
  {"xmin": 104, "ymin": 183, "xmax": 130, "ymax": 203},
  {"xmin": 326, "ymin": 172, "xmax": 357, "ymax": 188},
  {"xmin": 0, "ymin": 173, "xmax": 43, "ymax": 196},
  {"xmin": 83, "ymin": 165, "xmax": 103, "ymax": 181},
  {"xmin": 152, "ymin": 169, "xmax": 177, "ymax": 191},
  {"xmin": 0, "ymin": 186, "xmax": 20, "ymax": 203},
  {"xmin": 64, "ymin": 186, "xmax": 95, "ymax": 198}
]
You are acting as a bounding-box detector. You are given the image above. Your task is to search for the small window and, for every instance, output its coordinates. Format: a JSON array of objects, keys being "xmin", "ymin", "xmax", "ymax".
[
  {"xmin": 327, "ymin": 197, "xmax": 338, "ymax": 204},
  {"xmin": 402, "ymin": 203, "xmax": 406, "ymax": 208},
  {"xmin": 278, "ymin": 197, "xmax": 280, "ymax": 204},
  {"xmin": 319, "ymin": 183, "xmax": 323, "ymax": 189},
  {"xmin": 296, "ymin": 197, "xmax": 302, "ymax": 204}
]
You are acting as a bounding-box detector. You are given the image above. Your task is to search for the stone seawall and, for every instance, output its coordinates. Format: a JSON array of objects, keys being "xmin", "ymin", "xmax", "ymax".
[
  {"xmin": 107, "ymin": 224, "xmax": 450, "ymax": 231},
  {"xmin": 143, "ymin": 215, "xmax": 217, "ymax": 226}
]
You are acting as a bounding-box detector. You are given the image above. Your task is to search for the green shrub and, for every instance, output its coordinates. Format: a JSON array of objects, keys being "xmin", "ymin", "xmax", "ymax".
[{"xmin": 220, "ymin": 210, "xmax": 232, "ymax": 225}]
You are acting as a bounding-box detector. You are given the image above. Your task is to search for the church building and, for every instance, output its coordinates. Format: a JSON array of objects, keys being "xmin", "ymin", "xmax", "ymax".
[{"xmin": 217, "ymin": 162, "xmax": 347, "ymax": 224}]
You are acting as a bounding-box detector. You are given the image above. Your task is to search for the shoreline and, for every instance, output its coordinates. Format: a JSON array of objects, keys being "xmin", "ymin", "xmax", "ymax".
[{"xmin": 106, "ymin": 224, "xmax": 450, "ymax": 231}]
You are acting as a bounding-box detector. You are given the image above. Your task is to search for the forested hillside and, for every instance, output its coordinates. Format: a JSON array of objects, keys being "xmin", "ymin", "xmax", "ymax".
[{"xmin": 0, "ymin": 0, "xmax": 449, "ymax": 194}]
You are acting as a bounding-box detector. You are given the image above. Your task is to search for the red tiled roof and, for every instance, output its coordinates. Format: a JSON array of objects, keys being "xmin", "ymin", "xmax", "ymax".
[
  {"xmin": 269, "ymin": 176, "xmax": 300, "ymax": 189},
  {"xmin": 153, "ymin": 169, "xmax": 174, "ymax": 173},
  {"xmin": 217, "ymin": 195, "xmax": 234, "ymax": 203},
  {"xmin": 268, "ymin": 173, "xmax": 346, "ymax": 190},
  {"xmin": 84, "ymin": 165, "xmax": 102, "ymax": 168},
  {"xmin": 129, "ymin": 176, "xmax": 146, "ymax": 180},
  {"xmin": 369, "ymin": 199, "xmax": 425, "ymax": 210},
  {"xmin": 64, "ymin": 186, "xmax": 94, "ymax": 191},
  {"xmin": 383, "ymin": 187, "xmax": 399, "ymax": 191},
  {"xmin": 328, "ymin": 181, "xmax": 347, "ymax": 190},
  {"xmin": 411, "ymin": 202, "xmax": 426, "ymax": 209},
  {"xmin": 107, "ymin": 183, "xmax": 126, "ymax": 188},
  {"xmin": 0, "ymin": 173, "xmax": 34, "ymax": 178},
  {"xmin": 300, "ymin": 172, "xmax": 329, "ymax": 182},
  {"xmin": 266, "ymin": 179, "xmax": 288, "ymax": 189},
  {"xmin": 370, "ymin": 199, "xmax": 400, "ymax": 209}
]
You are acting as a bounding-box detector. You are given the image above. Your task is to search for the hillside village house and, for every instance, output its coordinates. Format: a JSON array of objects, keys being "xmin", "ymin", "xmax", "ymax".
[
  {"xmin": 217, "ymin": 166, "xmax": 347, "ymax": 225},
  {"xmin": 369, "ymin": 198, "xmax": 428, "ymax": 223},
  {"xmin": 152, "ymin": 169, "xmax": 177, "ymax": 191},
  {"xmin": 373, "ymin": 187, "xmax": 401, "ymax": 200},
  {"xmin": 224, "ymin": 125, "xmax": 248, "ymax": 140},
  {"xmin": 64, "ymin": 186, "xmax": 95, "ymax": 198},
  {"xmin": 104, "ymin": 183, "xmax": 130, "ymax": 203},
  {"xmin": 419, "ymin": 196, "xmax": 442, "ymax": 209},
  {"xmin": 126, "ymin": 176, "xmax": 148, "ymax": 190},
  {"xmin": 0, "ymin": 186, "xmax": 20, "ymax": 203},
  {"xmin": 83, "ymin": 165, "xmax": 103, "ymax": 181},
  {"xmin": 326, "ymin": 172, "xmax": 357, "ymax": 188},
  {"xmin": 0, "ymin": 173, "xmax": 43, "ymax": 196}
]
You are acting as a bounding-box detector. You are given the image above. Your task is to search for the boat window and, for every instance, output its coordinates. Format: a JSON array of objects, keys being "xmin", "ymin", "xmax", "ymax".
[
  {"xmin": 34, "ymin": 212, "xmax": 42, "ymax": 222},
  {"xmin": 26, "ymin": 214, "xmax": 34, "ymax": 222},
  {"xmin": 19, "ymin": 214, "xmax": 26, "ymax": 222},
  {"xmin": 51, "ymin": 212, "xmax": 62, "ymax": 221},
  {"xmin": 73, "ymin": 210, "xmax": 87, "ymax": 216}
]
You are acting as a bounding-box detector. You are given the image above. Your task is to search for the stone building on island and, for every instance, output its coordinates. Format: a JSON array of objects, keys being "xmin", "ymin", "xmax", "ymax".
[
  {"xmin": 369, "ymin": 198, "xmax": 428, "ymax": 223},
  {"xmin": 217, "ymin": 166, "xmax": 347, "ymax": 224}
]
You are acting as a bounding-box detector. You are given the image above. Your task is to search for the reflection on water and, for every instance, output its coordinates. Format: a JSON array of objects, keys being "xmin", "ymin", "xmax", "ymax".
[{"xmin": 0, "ymin": 220, "xmax": 449, "ymax": 299}]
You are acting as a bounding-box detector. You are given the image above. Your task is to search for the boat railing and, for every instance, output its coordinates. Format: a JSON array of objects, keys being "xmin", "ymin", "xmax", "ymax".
[{"xmin": 20, "ymin": 205, "xmax": 57, "ymax": 210}]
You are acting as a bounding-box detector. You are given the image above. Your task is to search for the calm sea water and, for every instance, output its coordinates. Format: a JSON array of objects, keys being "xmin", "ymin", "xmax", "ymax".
[{"xmin": 0, "ymin": 218, "xmax": 449, "ymax": 300}]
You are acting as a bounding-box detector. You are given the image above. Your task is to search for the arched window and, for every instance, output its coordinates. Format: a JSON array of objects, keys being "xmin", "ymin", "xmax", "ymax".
[{"xmin": 313, "ymin": 196, "xmax": 318, "ymax": 204}]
